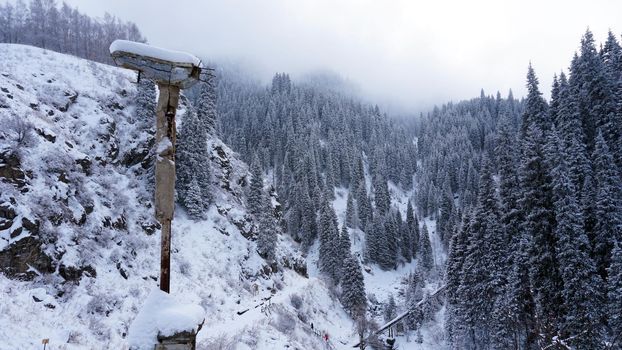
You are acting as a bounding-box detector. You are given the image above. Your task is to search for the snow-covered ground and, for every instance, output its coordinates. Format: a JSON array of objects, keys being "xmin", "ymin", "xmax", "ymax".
[
  {"xmin": 0, "ymin": 44, "xmax": 447, "ymax": 350},
  {"xmin": 329, "ymin": 183, "xmax": 448, "ymax": 349},
  {"xmin": 0, "ymin": 44, "xmax": 337, "ymax": 350}
]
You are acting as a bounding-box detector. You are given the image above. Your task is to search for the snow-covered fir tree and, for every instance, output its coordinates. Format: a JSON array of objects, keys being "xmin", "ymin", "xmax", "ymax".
[
  {"xmin": 417, "ymin": 223, "xmax": 433, "ymax": 274},
  {"xmin": 176, "ymin": 108, "xmax": 211, "ymax": 215},
  {"xmin": 340, "ymin": 255, "xmax": 367, "ymax": 318},
  {"xmin": 318, "ymin": 196, "xmax": 340, "ymax": 284}
]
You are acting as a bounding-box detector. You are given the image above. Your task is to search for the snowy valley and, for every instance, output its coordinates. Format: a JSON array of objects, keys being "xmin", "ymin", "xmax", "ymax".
[
  {"xmin": 0, "ymin": 44, "xmax": 444, "ymax": 349},
  {"xmin": 2, "ymin": 1, "xmax": 622, "ymax": 350}
]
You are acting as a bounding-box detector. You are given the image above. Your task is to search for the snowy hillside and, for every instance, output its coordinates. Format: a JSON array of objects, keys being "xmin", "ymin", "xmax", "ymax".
[
  {"xmin": 0, "ymin": 44, "xmax": 345, "ymax": 349},
  {"xmin": 0, "ymin": 44, "xmax": 449, "ymax": 350}
]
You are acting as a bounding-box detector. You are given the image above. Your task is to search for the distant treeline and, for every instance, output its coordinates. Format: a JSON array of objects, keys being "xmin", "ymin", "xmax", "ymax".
[{"xmin": 0, "ymin": 0, "xmax": 146, "ymax": 64}]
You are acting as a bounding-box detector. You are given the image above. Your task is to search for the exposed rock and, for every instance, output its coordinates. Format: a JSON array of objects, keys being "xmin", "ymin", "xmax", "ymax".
[
  {"xmin": 58, "ymin": 171, "xmax": 69, "ymax": 184},
  {"xmin": 121, "ymin": 146, "xmax": 150, "ymax": 167},
  {"xmin": 73, "ymin": 211, "xmax": 87, "ymax": 226},
  {"xmin": 75, "ymin": 156, "xmax": 92, "ymax": 175},
  {"xmin": 48, "ymin": 213, "xmax": 63, "ymax": 226},
  {"xmin": 59, "ymin": 264, "xmax": 96, "ymax": 282},
  {"xmin": 0, "ymin": 202, "xmax": 15, "ymax": 219},
  {"xmin": 0, "ymin": 236, "xmax": 55, "ymax": 280},
  {"xmin": 35, "ymin": 127, "xmax": 56, "ymax": 143},
  {"xmin": 231, "ymin": 214, "xmax": 253, "ymax": 240},
  {"xmin": 112, "ymin": 215, "xmax": 127, "ymax": 230},
  {"xmin": 0, "ymin": 219, "xmax": 13, "ymax": 231},
  {"xmin": 107, "ymin": 101, "xmax": 125, "ymax": 111},
  {"xmin": 10, "ymin": 227, "xmax": 22, "ymax": 238},
  {"xmin": 0, "ymin": 202, "xmax": 16, "ymax": 230},
  {"xmin": 282, "ymin": 256, "xmax": 308, "ymax": 278},
  {"xmin": 107, "ymin": 141, "xmax": 119, "ymax": 161},
  {"xmin": 140, "ymin": 221, "xmax": 160, "ymax": 235},
  {"xmin": 211, "ymin": 145, "xmax": 233, "ymax": 191},
  {"xmin": 84, "ymin": 203, "xmax": 94, "ymax": 215},
  {"xmin": 116, "ymin": 263, "xmax": 128, "ymax": 280},
  {"xmin": 21, "ymin": 217, "xmax": 40, "ymax": 233},
  {"xmin": 0, "ymin": 151, "xmax": 27, "ymax": 188},
  {"xmin": 102, "ymin": 215, "xmax": 127, "ymax": 230},
  {"xmin": 56, "ymin": 90, "xmax": 78, "ymax": 112}
]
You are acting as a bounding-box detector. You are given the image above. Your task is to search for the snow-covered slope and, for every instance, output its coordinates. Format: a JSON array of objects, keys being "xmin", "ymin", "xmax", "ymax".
[
  {"xmin": 0, "ymin": 44, "xmax": 448, "ymax": 350},
  {"xmin": 327, "ymin": 184, "xmax": 448, "ymax": 350},
  {"xmin": 0, "ymin": 44, "xmax": 354, "ymax": 350}
]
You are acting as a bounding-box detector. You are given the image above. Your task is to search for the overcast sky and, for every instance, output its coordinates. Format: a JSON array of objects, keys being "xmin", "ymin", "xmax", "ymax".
[{"xmin": 66, "ymin": 0, "xmax": 622, "ymax": 113}]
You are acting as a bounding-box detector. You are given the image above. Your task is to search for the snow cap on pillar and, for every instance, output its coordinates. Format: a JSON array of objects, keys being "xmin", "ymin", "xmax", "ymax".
[{"xmin": 109, "ymin": 39, "xmax": 204, "ymax": 88}]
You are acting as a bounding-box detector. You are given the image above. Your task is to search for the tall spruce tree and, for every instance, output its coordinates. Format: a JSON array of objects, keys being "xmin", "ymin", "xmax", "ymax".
[
  {"xmin": 550, "ymin": 130, "xmax": 604, "ymax": 348},
  {"xmin": 356, "ymin": 183, "xmax": 373, "ymax": 228},
  {"xmin": 256, "ymin": 195, "xmax": 278, "ymax": 261},
  {"xmin": 406, "ymin": 200, "xmax": 418, "ymax": 258},
  {"xmin": 556, "ymin": 71, "xmax": 589, "ymax": 191},
  {"xmin": 520, "ymin": 63, "xmax": 550, "ymax": 136},
  {"xmin": 195, "ymin": 78, "xmax": 217, "ymax": 135},
  {"xmin": 380, "ymin": 213, "xmax": 399, "ymax": 270},
  {"xmin": 134, "ymin": 77, "xmax": 156, "ymax": 127},
  {"xmin": 367, "ymin": 212, "xmax": 384, "ymax": 266},
  {"xmin": 319, "ymin": 196, "xmax": 340, "ymax": 284},
  {"xmin": 374, "ymin": 175, "xmax": 391, "ymax": 214},
  {"xmin": 438, "ymin": 175, "xmax": 455, "ymax": 246},
  {"xmin": 608, "ymin": 243, "xmax": 622, "ymax": 346},
  {"xmin": 340, "ymin": 255, "xmax": 367, "ymax": 318},
  {"xmin": 457, "ymin": 159, "xmax": 509, "ymax": 348},
  {"xmin": 569, "ymin": 30, "xmax": 616, "ymax": 154},
  {"xmin": 520, "ymin": 123, "xmax": 562, "ymax": 342},
  {"xmin": 384, "ymin": 294, "xmax": 397, "ymax": 323},
  {"xmin": 248, "ymin": 157, "xmax": 265, "ymax": 218},
  {"xmin": 417, "ymin": 223, "xmax": 433, "ymax": 274},
  {"xmin": 406, "ymin": 270, "xmax": 425, "ymax": 331},
  {"xmin": 184, "ymin": 176, "xmax": 205, "ymax": 219},
  {"xmin": 593, "ymin": 131, "xmax": 622, "ymax": 279},
  {"xmin": 340, "ymin": 224, "xmax": 352, "ymax": 258},
  {"xmin": 176, "ymin": 108, "xmax": 211, "ymax": 214},
  {"xmin": 445, "ymin": 210, "xmax": 471, "ymax": 347},
  {"xmin": 134, "ymin": 78, "xmax": 157, "ymax": 196}
]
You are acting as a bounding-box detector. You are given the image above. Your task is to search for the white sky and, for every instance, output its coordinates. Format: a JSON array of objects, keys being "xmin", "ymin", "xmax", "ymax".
[{"xmin": 65, "ymin": 0, "xmax": 622, "ymax": 112}]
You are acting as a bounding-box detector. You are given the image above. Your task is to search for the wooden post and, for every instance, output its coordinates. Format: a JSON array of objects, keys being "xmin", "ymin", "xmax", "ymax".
[{"xmin": 155, "ymin": 83, "xmax": 180, "ymax": 294}]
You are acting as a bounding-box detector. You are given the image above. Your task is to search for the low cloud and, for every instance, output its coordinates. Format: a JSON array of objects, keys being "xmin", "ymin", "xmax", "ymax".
[{"xmin": 67, "ymin": 0, "xmax": 622, "ymax": 112}]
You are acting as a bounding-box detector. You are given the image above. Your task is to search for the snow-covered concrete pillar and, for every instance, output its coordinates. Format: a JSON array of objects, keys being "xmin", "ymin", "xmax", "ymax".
[
  {"xmin": 109, "ymin": 40, "xmax": 205, "ymax": 294},
  {"xmin": 154, "ymin": 83, "xmax": 180, "ymax": 293}
]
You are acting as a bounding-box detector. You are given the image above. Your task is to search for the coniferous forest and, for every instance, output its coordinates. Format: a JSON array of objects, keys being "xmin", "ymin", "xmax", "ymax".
[
  {"xmin": 203, "ymin": 28, "xmax": 622, "ymax": 349},
  {"xmin": 435, "ymin": 30, "xmax": 622, "ymax": 349},
  {"xmin": 0, "ymin": 0, "xmax": 145, "ymax": 64}
]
